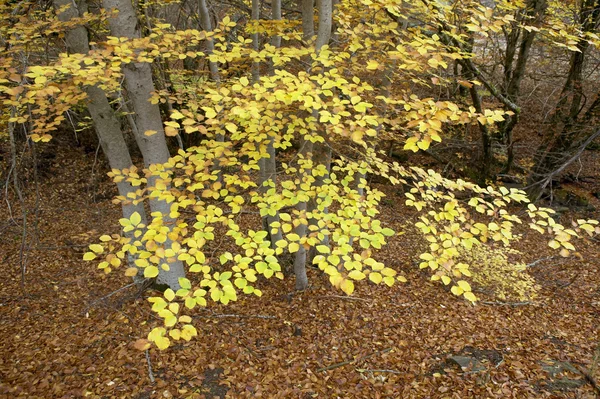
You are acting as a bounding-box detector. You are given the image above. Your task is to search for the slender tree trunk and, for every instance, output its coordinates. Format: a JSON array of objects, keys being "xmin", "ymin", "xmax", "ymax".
[
  {"xmin": 302, "ymin": 0, "xmax": 315, "ymax": 41},
  {"xmin": 103, "ymin": 0, "xmax": 186, "ymax": 289},
  {"xmin": 198, "ymin": 0, "xmax": 220, "ymax": 84},
  {"xmin": 293, "ymin": 141, "xmax": 313, "ymax": 290},
  {"xmin": 198, "ymin": 0, "xmax": 224, "ymax": 181},
  {"xmin": 500, "ymin": 0, "xmax": 546, "ymax": 173},
  {"xmin": 251, "ymin": 0, "xmax": 260, "ymax": 82},
  {"xmin": 257, "ymin": 0, "xmax": 284, "ymax": 249},
  {"xmin": 293, "ymin": 0, "xmax": 333, "ymax": 289}
]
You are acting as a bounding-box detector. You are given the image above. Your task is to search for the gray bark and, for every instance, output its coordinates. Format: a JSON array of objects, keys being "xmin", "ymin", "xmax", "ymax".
[
  {"xmin": 198, "ymin": 0, "xmax": 220, "ymax": 84},
  {"xmin": 251, "ymin": 0, "xmax": 260, "ymax": 82},
  {"xmin": 258, "ymin": 0, "xmax": 283, "ymax": 249},
  {"xmin": 104, "ymin": 0, "xmax": 186, "ymax": 289},
  {"xmin": 301, "ymin": 0, "xmax": 315, "ymax": 42},
  {"xmin": 293, "ymin": 0, "xmax": 333, "ymax": 289}
]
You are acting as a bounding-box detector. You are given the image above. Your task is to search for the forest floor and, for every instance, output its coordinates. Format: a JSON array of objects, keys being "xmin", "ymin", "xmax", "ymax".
[{"xmin": 1, "ymin": 141, "xmax": 600, "ymax": 399}]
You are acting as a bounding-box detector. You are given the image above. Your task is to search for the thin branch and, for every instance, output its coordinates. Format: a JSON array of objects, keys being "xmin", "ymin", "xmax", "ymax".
[
  {"xmin": 317, "ymin": 347, "xmax": 393, "ymax": 372},
  {"xmin": 145, "ymin": 349, "xmax": 155, "ymax": 384},
  {"xmin": 526, "ymin": 128, "xmax": 600, "ymax": 197},
  {"xmin": 481, "ymin": 301, "xmax": 532, "ymax": 307},
  {"xmin": 526, "ymin": 256, "xmax": 557, "ymax": 268},
  {"xmin": 85, "ymin": 282, "xmax": 137, "ymax": 310},
  {"xmin": 195, "ymin": 312, "xmax": 277, "ymax": 319},
  {"xmin": 356, "ymin": 368, "xmax": 403, "ymax": 374},
  {"xmin": 318, "ymin": 295, "xmax": 372, "ymax": 303}
]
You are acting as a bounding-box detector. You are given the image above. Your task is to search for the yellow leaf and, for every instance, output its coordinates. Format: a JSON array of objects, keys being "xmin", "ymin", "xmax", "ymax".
[
  {"xmin": 366, "ymin": 60, "xmax": 379, "ymax": 70},
  {"xmin": 83, "ymin": 252, "xmax": 96, "ymax": 261},
  {"xmin": 369, "ymin": 272, "xmax": 382, "ymax": 284},
  {"xmin": 169, "ymin": 329, "xmax": 181, "ymax": 340},
  {"xmin": 171, "ymin": 110, "xmax": 185, "ymax": 119},
  {"xmin": 165, "ymin": 126, "xmax": 179, "ymax": 136},
  {"xmin": 130, "ymin": 212, "xmax": 142, "ymax": 226},
  {"xmin": 348, "ymin": 270, "xmax": 366, "ymax": 280},
  {"xmin": 441, "ymin": 275, "xmax": 451, "ymax": 285},
  {"xmin": 457, "ymin": 280, "xmax": 471, "ymax": 292},
  {"xmin": 155, "ymin": 336, "xmax": 170, "ymax": 350},
  {"xmin": 89, "ymin": 244, "xmax": 103, "ymax": 253},
  {"xmin": 340, "ymin": 279, "xmax": 354, "ymax": 295},
  {"xmin": 144, "ymin": 130, "xmax": 158, "ymax": 136},
  {"xmin": 164, "ymin": 288, "xmax": 175, "ymax": 302},
  {"xmin": 288, "ymin": 242, "xmax": 300, "ymax": 253},
  {"xmin": 451, "ymin": 285, "xmax": 464, "ymax": 296},
  {"xmin": 145, "ymin": 266, "xmax": 159, "ymax": 278},
  {"xmin": 225, "ymin": 123, "xmax": 237, "ymax": 133},
  {"xmin": 463, "ymin": 291, "xmax": 477, "ymax": 302},
  {"xmin": 125, "ymin": 267, "xmax": 138, "ymax": 277}
]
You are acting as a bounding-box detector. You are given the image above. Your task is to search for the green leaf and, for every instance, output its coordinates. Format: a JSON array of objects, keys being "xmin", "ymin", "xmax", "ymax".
[{"xmin": 381, "ymin": 228, "xmax": 395, "ymax": 237}]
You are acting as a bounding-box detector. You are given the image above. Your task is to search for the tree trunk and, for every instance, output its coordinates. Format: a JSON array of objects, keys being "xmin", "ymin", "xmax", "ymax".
[
  {"xmin": 293, "ymin": 0, "xmax": 333, "ymax": 289},
  {"xmin": 302, "ymin": 0, "xmax": 315, "ymax": 41},
  {"xmin": 500, "ymin": 0, "xmax": 546, "ymax": 173},
  {"xmin": 104, "ymin": 0, "xmax": 186, "ymax": 289}
]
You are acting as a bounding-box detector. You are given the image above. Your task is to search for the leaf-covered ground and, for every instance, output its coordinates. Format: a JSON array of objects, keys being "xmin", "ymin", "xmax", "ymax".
[{"xmin": 1, "ymin": 144, "xmax": 599, "ymax": 399}]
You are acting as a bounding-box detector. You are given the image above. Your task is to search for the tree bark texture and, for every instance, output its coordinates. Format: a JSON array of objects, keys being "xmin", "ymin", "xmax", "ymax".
[{"xmin": 104, "ymin": 0, "xmax": 186, "ymax": 289}]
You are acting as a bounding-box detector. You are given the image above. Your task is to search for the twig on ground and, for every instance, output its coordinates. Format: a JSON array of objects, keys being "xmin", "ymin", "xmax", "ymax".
[
  {"xmin": 527, "ymin": 256, "xmax": 557, "ymax": 268},
  {"xmin": 196, "ymin": 312, "xmax": 277, "ymax": 320},
  {"xmin": 145, "ymin": 349, "xmax": 155, "ymax": 384},
  {"xmin": 557, "ymin": 272, "xmax": 580, "ymax": 289},
  {"xmin": 481, "ymin": 301, "xmax": 533, "ymax": 307},
  {"xmin": 319, "ymin": 295, "xmax": 371, "ymax": 302},
  {"xmin": 318, "ymin": 347, "xmax": 393, "ymax": 372},
  {"xmin": 85, "ymin": 282, "xmax": 137, "ymax": 311},
  {"xmin": 356, "ymin": 368, "xmax": 402, "ymax": 374}
]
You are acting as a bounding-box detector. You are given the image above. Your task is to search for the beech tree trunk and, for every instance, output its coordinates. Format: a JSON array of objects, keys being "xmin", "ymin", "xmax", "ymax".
[
  {"xmin": 258, "ymin": 0, "xmax": 284, "ymax": 249},
  {"xmin": 500, "ymin": 0, "xmax": 546, "ymax": 174},
  {"xmin": 293, "ymin": 0, "xmax": 333, "ymax": 289},
  {"xmin": 104, "ymin": 0, "xmax": 186, "ymax": 289}
]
